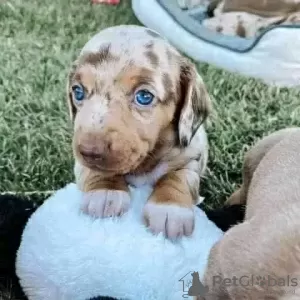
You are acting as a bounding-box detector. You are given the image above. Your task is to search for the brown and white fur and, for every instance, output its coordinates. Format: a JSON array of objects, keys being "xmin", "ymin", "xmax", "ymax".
[
  {"xmin": 179, "ymin": 0, "xmax": 300, "ymax": 38},
  {"xmin": 67, "ymin": 25, "xmax": 211, "ymax": 239},
  {"xmin": 201, "ymin": 127, "xmax": 300, "ymax": 299}
]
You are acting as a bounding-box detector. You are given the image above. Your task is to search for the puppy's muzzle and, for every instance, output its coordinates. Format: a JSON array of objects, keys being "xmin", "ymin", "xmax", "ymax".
[{"xmin": 76, "ymin": 130, "xmax": 142, "ymax": 173}]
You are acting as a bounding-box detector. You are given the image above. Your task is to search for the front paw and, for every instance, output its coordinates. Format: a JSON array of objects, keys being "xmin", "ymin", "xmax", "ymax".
[
  {"xmin": 81, "ymin": 190, "xmax": 130, "ymax": 218},
  {"xmin": 143, "ymin": 202, "xmax": 195, "ymax": 239}
]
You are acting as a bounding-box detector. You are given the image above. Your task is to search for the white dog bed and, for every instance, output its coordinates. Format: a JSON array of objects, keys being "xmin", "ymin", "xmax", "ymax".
[
  {"xmin": 132, "ymin": 0, "xmax": 300, "ymax": 87},
  {"xmin": 16, "ymin": 183, "xmax": 223, "ymax": 300}
]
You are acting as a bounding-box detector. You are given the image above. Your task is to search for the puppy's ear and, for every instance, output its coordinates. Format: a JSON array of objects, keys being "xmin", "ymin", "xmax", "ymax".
[
  {"xmin": 178, "ymin": 61, "xmax": 211, "ymax": 147},
  {"xmin": 66, "ymin": 63, "xmax": 77, "ymax": 122}
]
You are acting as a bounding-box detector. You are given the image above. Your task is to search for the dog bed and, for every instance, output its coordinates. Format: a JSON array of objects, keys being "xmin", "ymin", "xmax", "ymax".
[{"xmin": 132, "ymin": 0, "xmax": 300, "ymax": 87}]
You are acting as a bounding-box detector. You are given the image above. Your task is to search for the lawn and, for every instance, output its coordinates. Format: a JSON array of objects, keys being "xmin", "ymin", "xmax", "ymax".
[
  {"xmin": 1, "ymin": 0, "xmax": 300, "ymax": 206},
  {"xmin": 1, "ymin": 0, "xmax": 300, "ymax": 203},
  {"xmin": 1, "ymin": 0, "xmax": 300, "ymax": 298}
]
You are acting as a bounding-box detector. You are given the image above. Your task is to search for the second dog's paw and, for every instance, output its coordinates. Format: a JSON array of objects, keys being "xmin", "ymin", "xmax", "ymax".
[
  {"xmin": 143, "ymin": 202, "xmax": 195, "ymax": 239},
  {"xmin": 81, "ymin": 190, "xmax": 130, "ymax": 218}
]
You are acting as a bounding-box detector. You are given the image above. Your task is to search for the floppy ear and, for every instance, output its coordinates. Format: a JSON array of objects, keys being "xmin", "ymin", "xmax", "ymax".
[
  {"xmin": 66, "ymin": 63, "xmax": 77, "ymax": 122},
  {"xmin": 178, "ymin": 61, "xmax": 211, "ymax": 147}
]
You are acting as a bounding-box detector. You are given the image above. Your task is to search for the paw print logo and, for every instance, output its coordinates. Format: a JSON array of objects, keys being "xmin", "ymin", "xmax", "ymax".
[{"xmin": 255, "ymin": 276, "xmax": 266, "ymax": 286}]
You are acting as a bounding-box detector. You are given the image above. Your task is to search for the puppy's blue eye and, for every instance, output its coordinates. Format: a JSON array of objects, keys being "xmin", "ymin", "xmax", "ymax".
[
  {"xmin": 135, "ymin": 90, "xmax": 154, "ymax": 106},
  {"xmin": 72, "ymin": 85, "xmax": 85, "ymax": 102}
]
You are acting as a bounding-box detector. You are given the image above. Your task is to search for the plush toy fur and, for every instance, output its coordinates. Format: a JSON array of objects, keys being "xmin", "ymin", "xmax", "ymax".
[{"xmin": 0, "ymin": 186, "xmax": 244, "ymax": 300}]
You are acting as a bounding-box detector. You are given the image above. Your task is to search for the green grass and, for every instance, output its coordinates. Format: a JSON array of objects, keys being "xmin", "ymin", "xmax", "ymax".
[{"xmin": 1, "ymin": 0, "xmax": 300, "ymax": 206}]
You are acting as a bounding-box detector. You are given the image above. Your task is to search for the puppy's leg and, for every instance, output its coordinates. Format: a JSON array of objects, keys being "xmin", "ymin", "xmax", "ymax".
[
  {"xmin": 226, "ymin": 128, "xmax": 300, "ymax": 206},
  {"xmin": 75, "ymin": 162, "xmax": 130, "ymax": 218},
  {"xmin": 143, "ymin": 160, "xmax": 201, "ymax": 238}
]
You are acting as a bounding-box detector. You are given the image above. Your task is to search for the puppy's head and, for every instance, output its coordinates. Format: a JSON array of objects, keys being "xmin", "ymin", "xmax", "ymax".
[{"xmin": 67, "ymin": 25, "xmax": 210, "ymax": 175}]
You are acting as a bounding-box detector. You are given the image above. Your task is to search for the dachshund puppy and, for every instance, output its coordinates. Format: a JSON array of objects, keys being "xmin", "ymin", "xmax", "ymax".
[
  {"xmin": 67, "ymin": 25, "xmax": 211, "ymax": 239},
  {"xmin": 202, "ymin": 127, "xmax": 300, "ymax": 299}
]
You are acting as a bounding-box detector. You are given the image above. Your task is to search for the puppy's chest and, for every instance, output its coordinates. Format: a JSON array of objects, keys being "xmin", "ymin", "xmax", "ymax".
[{"xmin": 125, "ymin": 163, "xmax": 168, "ymax": 188}]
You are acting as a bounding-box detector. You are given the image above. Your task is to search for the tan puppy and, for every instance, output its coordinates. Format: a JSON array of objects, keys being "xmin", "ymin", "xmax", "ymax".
[
  {"xmin": 201, "ymin": 127, "xmax": 300, "ymax": 299},
  {"xmin": 67, "ymin": 25, "xmax": 211, "ymax": 239}
]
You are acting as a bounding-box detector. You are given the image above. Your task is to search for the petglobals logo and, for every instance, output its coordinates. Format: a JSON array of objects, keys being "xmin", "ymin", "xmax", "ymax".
[
  {"xmin": 212, "ymin": 275, "xmax": 298, "ymax": 288},
  {"xmin": 179, "ymin": 271, "xmax": 209, "ymax": 298}
]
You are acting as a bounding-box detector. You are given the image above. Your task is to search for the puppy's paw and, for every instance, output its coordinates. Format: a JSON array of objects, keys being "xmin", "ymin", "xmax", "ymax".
[
  {"xmin": 143, "ymin": 202, "xmax": 195, "ymax": 239},
  {"xmin": 81, "ymin": 190, "xmax": 130, "ymax": 218}
]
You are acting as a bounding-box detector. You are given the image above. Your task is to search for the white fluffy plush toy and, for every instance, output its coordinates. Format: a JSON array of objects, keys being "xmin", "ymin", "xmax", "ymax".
[{"xmin": 16, "ymin": 183, "xmax": 223, "ymax": 300}]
